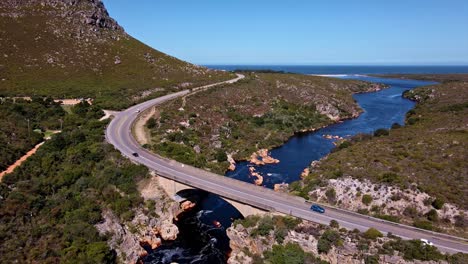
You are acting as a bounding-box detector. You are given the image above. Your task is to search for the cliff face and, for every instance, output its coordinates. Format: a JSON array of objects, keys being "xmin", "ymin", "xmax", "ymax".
[
  {"xmin": 0, "ymin": 0, "xmax": 232, "ymax": 109},
  {"xmin": 1, "ymin": 0, "xmax": 122, "ymax": 32},
  {"xmin": 95, "ymin": 173, "xmax": 186, "ymax": 263}
]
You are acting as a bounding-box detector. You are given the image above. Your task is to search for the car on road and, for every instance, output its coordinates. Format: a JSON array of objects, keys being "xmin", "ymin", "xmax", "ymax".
[
  {"xmin": 420, "ymin": 239, "xmax": 434, "ymax": 246},
  {"xmin": 135, "ymin": 109, "xmax": 141, "ymax": 113},
  {"xmin": 132, "ymin": 152, "xmax": 139, "ymax": 157},
  {"xmin": 310, "ymin": 204, "xmax": 325, "ymax": 213}
]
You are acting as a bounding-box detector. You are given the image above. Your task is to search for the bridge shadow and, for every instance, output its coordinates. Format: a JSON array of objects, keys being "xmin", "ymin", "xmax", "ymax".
[{"xmin": 175, "ymin": 189, "xmax": 244, "ymax": 227}]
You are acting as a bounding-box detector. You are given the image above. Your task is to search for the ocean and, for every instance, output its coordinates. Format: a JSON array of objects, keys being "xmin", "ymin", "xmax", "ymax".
[{"xmin": 205, "ymin": 65, "xmax": 468, "ymax": 75}]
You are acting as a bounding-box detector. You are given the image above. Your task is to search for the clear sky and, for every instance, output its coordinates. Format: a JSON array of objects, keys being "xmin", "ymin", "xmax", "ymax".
[{"xmin": 103, "ymin": 0, "xmax": 468, "ymax": 65}]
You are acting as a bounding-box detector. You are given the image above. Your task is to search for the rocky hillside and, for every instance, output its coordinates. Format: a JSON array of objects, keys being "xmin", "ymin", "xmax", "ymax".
[
  {"xmin": 0, "ymin": 0, "xmax": 233, "ymax": 109},
  {"xmin": 293, "ymin": 78, "xmax": 468, "ymax": 237},
  {"xmin": 227, "ymin": 214, "xmax": 467, "ymax": 264},
  {"xmin": 144, "ymin": 73, "xmax": 384, "ymax": 173}
]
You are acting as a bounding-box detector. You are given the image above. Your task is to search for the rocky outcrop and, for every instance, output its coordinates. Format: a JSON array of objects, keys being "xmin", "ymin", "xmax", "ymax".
[
  {"xmin": 0, "ymin": 0, "xmax": 123, "ymax": 32},
  {"xmin": 274, "ymin": 183, "xmax": 289, "ymax": 192},
  {"xmin": 249, "ymin": 149, "xmax": 279, "ymax": 166},
  {"xmin": 227, "ymin": 214, "xmax": 446, "ymax": 264},
  {"xmin": 96, "ymin": 174, "xmax": 181, "ymax": 263},
  {"xmin": 248, "ymin": 167, "xmax": 263, "ymax": 186},
  {"xmin": 227, "ymin": 154, "xmax": 237, "ymax": 171},
  {"xmin": 309, "ymin": 177, "xmax": 467, "ymax": 228},
  {"xmin": 300, "ymin": 168, "xmax": 310, "ymax": 179}
]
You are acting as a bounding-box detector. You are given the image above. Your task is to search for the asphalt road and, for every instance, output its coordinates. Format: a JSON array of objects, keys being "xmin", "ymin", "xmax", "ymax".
[{"xmin": 105, "ymin": 74, "xmax": 468, "ymax": 254}]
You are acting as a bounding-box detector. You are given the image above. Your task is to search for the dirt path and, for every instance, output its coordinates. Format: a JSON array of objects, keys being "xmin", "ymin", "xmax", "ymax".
[
  {"xmin": 134, "ymin": 107, "xmax": 157, "ymax": 145},
  {"xmin": 0, "ymin": 142, "xmax": 45, "ymax": 181}
]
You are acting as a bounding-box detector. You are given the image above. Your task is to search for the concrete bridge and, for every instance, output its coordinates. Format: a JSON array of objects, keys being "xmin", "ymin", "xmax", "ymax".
[{"xmin": 157, "ymin": 173, "xmax": 267, "ymax": 217}]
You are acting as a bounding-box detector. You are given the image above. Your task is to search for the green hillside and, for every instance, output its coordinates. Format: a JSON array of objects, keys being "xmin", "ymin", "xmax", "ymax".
[{"xmin": 0, "ymin": 0, "xmax": 233, "ymax": 109}]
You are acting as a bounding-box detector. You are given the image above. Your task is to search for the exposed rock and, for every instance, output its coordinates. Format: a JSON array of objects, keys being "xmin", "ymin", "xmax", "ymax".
[
  {"xmin": 316, "ymin": 103, "xmax": 341, "ymax": 121},
  {"xmin": 227, "ymin": 214, "xmax": 442, "ymax": 264},
  {"xmin": 227, "ymin": 153, "xmax": 236, "ymax": 171},
  {"xmin": 309, "ymin": 177, "xmax": 467, "ymax": 228},
  {"xmin": 249, "ymin": 149, "xmax": 279, "ymax": 166},
  {"xmin": 95, "ymin": 210, "xmax": 147, "ymax": 264},
  {"xmin": 193, "ymin": 145, "xmax": 201, "ymax": 154},
  {"xmin": 96, "ymin": 174, "xmax": 181, "ymax": 263},
  {"xmin": 300, "ymin": 168, "xmax": 310, "ymax": 179},
  {"xmin": 249, "ymin": 167, "xmax": 264, "ymax": 186},
  {"xmin": 274, "ymin": 183, "xmax": 289, "ymax": 192},
  {"xmin": 158, "ymin": 221, "xmax": 179, "ymax": 241},
  {"xmin": 180, "ymin": 200, "xmax": 196, "ymax": 212}
]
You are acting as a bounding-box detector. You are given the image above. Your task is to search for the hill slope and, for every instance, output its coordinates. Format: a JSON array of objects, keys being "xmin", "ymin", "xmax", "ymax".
[
  {"xmin": 294, "ymin": 79, "xmax": 468, "ymax": 235},
  {"xmin": 0, "ymin": 0, "xmax": 232, "ymax": 109}
]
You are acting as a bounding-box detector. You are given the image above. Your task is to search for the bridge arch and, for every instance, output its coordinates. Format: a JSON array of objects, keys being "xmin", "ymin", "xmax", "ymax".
[{"xmin": 156, "ymin": 174, "xmax": 267, "ymax": 217}]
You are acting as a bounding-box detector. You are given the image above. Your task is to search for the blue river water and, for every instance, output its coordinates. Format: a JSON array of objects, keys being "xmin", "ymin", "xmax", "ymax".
[
  {"xmin": 225, "ymin": 75, "xmax": 437, "ymax": 188},
  {"xmin": 145, "ymin": 72, "xmax": 439, "ymax": 263}
]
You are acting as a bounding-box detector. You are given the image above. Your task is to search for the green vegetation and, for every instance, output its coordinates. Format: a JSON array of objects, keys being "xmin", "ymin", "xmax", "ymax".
[
  {"xmin": 382, "ymin": 239, "xmax": 444, "ymax": 262},
  {"xmin": 0, "ymin": 102, "xmax": 147, "ymax": 262},
  {"xmin": 0, "ymin": 97, "xmax": 66, "ymax": 171},
  {"xmin": 0, "ymin": 1, "xmax": 233, "ymax": 109},
  {"xmin": 361, "ymin": 194, "xmax": 373, "ymax": 206},
  {"xmin": 148, "ymin": 73, "xmax": 382, "ymax": 174},
  {"xmin": 317, "ymin": 229, "xmax": 342, "ymax": 253},
  {"xmin": 362, "ymin": 228, "xmax": 383, "ymax": 240},
  {"xmin": 263, "ymin": 243, "xmax": 329, "ymax": 264},
  {"xmin": 297, "ymin": 80, "xmax": 468, "ymax": 219}
]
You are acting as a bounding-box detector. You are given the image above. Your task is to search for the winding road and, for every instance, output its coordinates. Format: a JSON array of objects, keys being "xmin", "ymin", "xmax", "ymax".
[{"xmin": 105, "ymin": 74, "xmax": 468, "ymax": 254}]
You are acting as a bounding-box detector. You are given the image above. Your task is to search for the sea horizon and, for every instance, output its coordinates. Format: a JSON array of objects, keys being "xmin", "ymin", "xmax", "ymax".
[{"xmin": 205, "ymin": 64, "xmax": 468, "ymax": 75}]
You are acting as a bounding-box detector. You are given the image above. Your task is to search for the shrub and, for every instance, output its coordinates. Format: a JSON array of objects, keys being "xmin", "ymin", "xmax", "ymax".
[
  {"xmin": 251, "ymin": 216, "xmax": 274, "ymax": 237},
  {"xmin": 403, "ymin": 206, "xmax": 419, "ymax": 218},
  {"xmin": 146, "ymin": 117, "xmax": 157, "ymax": 129},
  {"xmin": 234, "ymin": 215, "xmax": 260, "ymax": 228},
  {"xmin": 274, "ymin": 227, "xmax": 288, "ymax": 244},
  {"xmin": 329, "ymin": 220, "xmax": 339, "ymax": 229},
  {"xmin": 391, "ymin": 123, "xmax": 402, "ymax": 129},
  {"xmin": 454, "ymin": 214, "xmax": 467, "ymax": 228},
  {"xmin": 364, "ymin": 255, "xmax": 379, "ymax": 264},
  {"xmin": 317, "ymin": 229, "xmax": 342, "ymax": 254},
  {"xmin": 431, "ymin": 197, "xmax": 445, "ymax": 210},
  {"xmin": 325, "ymin": 188, "xmax": 337, "ymax": 204},
  {"xmin": 362, "ymin": 194, "xmax": 373, "ymax": 206},
  {"xmin": 379, "ymin": 172, "xmax": 402, "ymax": 184},
  {"xmin": 413, "ymin": 220, "xmax": 435, "ymax": 231},
  {"xmin": 373, "ymin": 128, "xmax": 389, "ymax": 137},
  {"xmin": 425, "ymin": 209, "xmax": 439, "ymax": 222},
  {"xmin": 362, "ymin": 228, "xmax": 383, "ymax": 240},
  {"xmin": 215, "ymin": 149, "xmax": 227, "ymax": 162},
  {"xmin": 338, "ymin": 141, "xmax": 351, "ymax": 149},
  {"xmin": 373, "ymin": 214, "xmax": 400, "ymax": 223},
  {"xmin": 384, "ymin": 239, "xmax": 444, "ymax": 261},
  {"xmin": 263, "ymin": 243, "xmax": 322, "ymax": 264}
]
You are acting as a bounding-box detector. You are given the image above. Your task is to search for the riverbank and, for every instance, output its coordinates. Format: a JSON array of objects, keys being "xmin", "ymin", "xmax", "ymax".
[
  {"xmin": 295, "ymin": 78, "xmax": 468, "ymax": 237},
  {"xmin": 145, "ymin": 73, "xmax": 386, "ymax": 175}
]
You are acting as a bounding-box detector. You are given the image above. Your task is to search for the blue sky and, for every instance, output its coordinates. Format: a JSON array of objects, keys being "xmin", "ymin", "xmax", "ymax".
[{"xmin": 104, "ymin": 0, "xmax": 468, "ymax": 65}]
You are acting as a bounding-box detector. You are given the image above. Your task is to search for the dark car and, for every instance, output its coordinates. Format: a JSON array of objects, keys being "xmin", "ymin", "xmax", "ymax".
[
  {"xmin": 132, "ymin": 152, "xmax": 139, "ymax": 157},
  {"xmin": 310, "ymin": 204, "xmax": 325, "ymax": 213}
]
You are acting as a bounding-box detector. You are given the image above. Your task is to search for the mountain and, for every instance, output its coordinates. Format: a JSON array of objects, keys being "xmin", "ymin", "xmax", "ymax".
[{"xmin": 0, "ymin": 0, "xmax": 232, "ymax": 109}]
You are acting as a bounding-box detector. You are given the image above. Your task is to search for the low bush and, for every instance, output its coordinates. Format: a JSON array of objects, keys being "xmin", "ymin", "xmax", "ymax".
[
  {"xmin": 362, "ymin": 194, "xmax": 373, "ymax": 206},
  {"xmin": 362, "ymin": 228, "xmax": 383, "ymax": 240}
]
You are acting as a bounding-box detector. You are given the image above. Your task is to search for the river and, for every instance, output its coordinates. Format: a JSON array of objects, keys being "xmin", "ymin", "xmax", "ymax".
[{"xmin": 143, "ymin": 75, "xmax": 437, "ymax": 263}]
